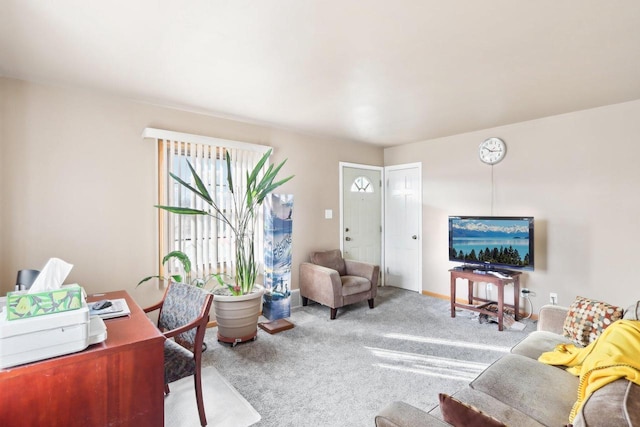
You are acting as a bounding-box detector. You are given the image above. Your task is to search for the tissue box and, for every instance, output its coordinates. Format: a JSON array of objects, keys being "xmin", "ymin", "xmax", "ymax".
[{"xmin": 6, "ymin": 285, "xmax": 83, "ymax": 321}]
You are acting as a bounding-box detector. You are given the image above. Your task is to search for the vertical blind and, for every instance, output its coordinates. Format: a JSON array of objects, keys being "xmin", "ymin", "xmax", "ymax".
[{"xmin": 145, "ymin": 128, "xmax": 270, "ymax": 283}]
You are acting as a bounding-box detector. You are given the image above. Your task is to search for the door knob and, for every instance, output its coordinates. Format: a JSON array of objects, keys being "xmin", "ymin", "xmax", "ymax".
[
  {"xmin": 412, "ymin": 235, "xmax": 418, "ymax": 240},
  {"xmin": 345, "ymin": 237, "xmax": 352, "ymax": 241}
]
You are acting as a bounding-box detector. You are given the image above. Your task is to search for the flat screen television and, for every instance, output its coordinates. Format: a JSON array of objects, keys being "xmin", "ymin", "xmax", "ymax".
[{"xmin": 448, "ymin": 216, "xmax": 534, "ymax": 271}]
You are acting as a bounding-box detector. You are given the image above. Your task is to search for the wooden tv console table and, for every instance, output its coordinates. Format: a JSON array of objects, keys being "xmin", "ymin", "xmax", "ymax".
[
  {"xmin": 0, "ymin": 290, "xmax": 165, "ymax": 427},
  {"xmin": 449, "ymin": 268, "xmax": 521, "ymax": 331}
]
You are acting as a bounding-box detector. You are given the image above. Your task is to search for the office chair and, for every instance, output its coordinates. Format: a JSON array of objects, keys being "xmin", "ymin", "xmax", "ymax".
[{"xmin": 15, "ymin": 269, "xmax": 40, "ymax": 291}]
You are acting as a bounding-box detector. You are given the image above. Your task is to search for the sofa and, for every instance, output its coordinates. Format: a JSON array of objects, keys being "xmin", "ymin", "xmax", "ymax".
[{"xmin": 375, "ymin": 300, "xmax": 640, "ymax": 427}]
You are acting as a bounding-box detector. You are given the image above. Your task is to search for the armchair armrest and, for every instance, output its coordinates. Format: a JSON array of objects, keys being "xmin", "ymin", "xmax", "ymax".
[
  {"xmin": 537, "ymin": 304, "xmax": 569, "ymax": 334},
  {"xmin": 344, "ymin": 259, "xmax": 380, "ymax": 287},
  {"xmin": 299, "ymin": 262, "xmax": 343, "ymax": 307},
  {"xmin": 163, "ymin": 315, "xmax": 208, "ymax": 340},
  {"xmin": 143, "ymin": 300, "xmax": 163, "ymax": 314},
  {"xmin": 375, "ymin": 402, "xmax": 450, "ymax": 427}
]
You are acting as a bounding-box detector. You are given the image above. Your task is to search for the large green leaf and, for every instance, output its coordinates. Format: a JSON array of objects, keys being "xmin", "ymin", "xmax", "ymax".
[
  {"xmin": 162, "ymin": 250, "xmax": 192, "ymax": 274},
  {"xmin": 168, "ymin": 171, "xmax": 207, "ymax": 202},
  {"xmin": 247, "ymin": 148, "xmax": 272, "ymax": 185},
  {"xmin": 225, "ymin": 150, "xmax": 234, "ymax": 195},
  {"xmin": 185, "ymin": 161, "xmax": 213, "ymax": 204},
  {"xmin": 155, "ymin": 205, "xmax": 209, "ymax": 215}
]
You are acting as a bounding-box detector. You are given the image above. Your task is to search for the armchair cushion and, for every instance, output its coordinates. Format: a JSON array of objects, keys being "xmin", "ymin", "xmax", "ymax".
[
  {"xmin": 341, "ymin": 276, "xmax": 371, "ymax": 296},
  {"xmin": 310, "ymin": 249, "xmax": 347, "ymax": 276}
]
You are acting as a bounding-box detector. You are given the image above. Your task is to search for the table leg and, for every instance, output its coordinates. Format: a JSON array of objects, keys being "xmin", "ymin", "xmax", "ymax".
[
  {"xmin": 450, "ymin": 274, "xmax": 456, "ymax": 318},
  {"xmin": 513, "ymin": 277, "xmax": 520, "ymax": 321},
  {"xmin": 497, "ymin": 280, "xmax": 504, "ymax": 331},
  {"xmin": 467, "ymin": 280, "xmax": 474, "ymax": 305}
]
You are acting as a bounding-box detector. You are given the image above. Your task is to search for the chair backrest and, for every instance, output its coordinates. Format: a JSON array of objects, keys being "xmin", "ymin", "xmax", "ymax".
[
  {"xmin": 310, "ymin": 249, "xmax": 346, "ymax": 276},
  {"xmin": 158, "ymin": 282, "xmax": 212, "ymax": 348},
  {"xmin": 15, "ymin": 269, "xmax": 40, "ymax": 291}
]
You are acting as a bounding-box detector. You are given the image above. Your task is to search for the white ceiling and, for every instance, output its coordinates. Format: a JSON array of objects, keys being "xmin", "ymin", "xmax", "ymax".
[{"xmin": 2, "ymin": 1, "xmax": 640, "ymax": 147}]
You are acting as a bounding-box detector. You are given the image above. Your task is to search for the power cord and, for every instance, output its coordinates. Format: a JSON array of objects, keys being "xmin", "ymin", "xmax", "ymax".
[{"xmin": 521, "ymin": 289, "xmax": 534, "ymax": 319}]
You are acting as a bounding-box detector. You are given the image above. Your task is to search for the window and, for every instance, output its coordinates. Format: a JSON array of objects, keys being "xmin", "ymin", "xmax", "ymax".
[
  {"xmin": 144, "ymin": 128, "xmax": 270, "ymax": 281},
  {"xmin": 350, "ymin": 176, "xmax": 374, "ymax": 193}
]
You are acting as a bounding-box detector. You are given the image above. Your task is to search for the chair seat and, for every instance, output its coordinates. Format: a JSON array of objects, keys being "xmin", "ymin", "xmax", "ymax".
[
  {"xmin": 341, "ymin": 275, "xmax": 371, "ymax": 296},
  {"xmin": 164, "ymin": 338, "xmax": 196, "ymax": 384}
]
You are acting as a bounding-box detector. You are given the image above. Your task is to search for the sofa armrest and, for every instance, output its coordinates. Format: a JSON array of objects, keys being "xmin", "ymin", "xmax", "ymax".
[
  {"xmin": 375, "ymin": 402, "xmax": 450, "ymax": 427},
  {"xmin": 299, "ymin": 262, "xmax": 343, "ymax": 307},
  {"xmin": 344, "ymin": 259, "xmax": 380, "ymax": 288},
  {"xmin": 537, "ymin": 304, "xmax": 569, "ymax": 334}
]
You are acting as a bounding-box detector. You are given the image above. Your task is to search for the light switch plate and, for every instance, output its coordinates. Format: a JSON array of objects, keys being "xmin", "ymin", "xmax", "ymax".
[{"xmin": 324, "ymin": 209, "xmax": 333, "ymax": 219}]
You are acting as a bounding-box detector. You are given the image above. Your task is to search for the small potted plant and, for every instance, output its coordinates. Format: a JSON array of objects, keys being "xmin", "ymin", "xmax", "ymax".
[{"xmin": 155, "ymin": 148, "xmax": 293, "ymax": 345}]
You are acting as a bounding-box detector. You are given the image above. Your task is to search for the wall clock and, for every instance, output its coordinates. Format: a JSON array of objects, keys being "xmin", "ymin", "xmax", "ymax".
[{"xmin": 479, "ymin": 137, "xmax": 506, "ymax": 165}]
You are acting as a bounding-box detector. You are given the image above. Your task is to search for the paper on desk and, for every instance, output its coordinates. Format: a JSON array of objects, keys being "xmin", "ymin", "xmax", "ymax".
[{"xmin": 28, "ymin": 257, "xmax": 74, "ymax": 293}]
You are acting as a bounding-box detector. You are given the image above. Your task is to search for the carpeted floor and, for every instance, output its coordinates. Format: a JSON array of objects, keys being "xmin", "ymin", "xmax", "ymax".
[{"xmin": 199, "ymin": 287, "xmax": 536, "ymax": 427}]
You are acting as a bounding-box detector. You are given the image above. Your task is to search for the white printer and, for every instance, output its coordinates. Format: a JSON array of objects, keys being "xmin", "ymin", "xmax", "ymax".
[{"xmin": 0, "ymin": 298, "xmax": 107, "ymax": 369}]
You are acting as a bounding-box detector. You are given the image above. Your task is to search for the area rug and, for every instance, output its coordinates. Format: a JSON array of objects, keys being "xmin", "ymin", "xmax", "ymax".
[{"xmin": 164, "ymin": 366, "xmax": 261, "ymax": 427}]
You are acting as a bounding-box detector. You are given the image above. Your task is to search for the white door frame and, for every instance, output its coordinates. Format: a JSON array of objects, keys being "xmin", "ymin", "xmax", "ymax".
[
  {"xmin": 384, "ymin": 162, "xmax": 422, "ymax": 293},
  {"xmin": 339, "ymin": 162, "xmax": 385, "ymax": 285}
]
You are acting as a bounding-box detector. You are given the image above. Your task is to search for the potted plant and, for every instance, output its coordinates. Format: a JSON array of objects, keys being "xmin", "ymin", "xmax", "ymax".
[{"xmin": 155, "ymin": 148, "xmax": 293, "ymax": 345}]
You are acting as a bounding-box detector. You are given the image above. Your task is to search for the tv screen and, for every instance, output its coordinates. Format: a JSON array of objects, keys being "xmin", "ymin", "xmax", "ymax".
[{"xmin": 448, "ymin": 216, "xmax": 534, "ymax": 271}]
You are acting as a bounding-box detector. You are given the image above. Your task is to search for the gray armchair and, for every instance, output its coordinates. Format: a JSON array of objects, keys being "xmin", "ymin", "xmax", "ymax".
[{"xmin": 299, "ymin": 249, "xmax": 379, "ymax": 319}]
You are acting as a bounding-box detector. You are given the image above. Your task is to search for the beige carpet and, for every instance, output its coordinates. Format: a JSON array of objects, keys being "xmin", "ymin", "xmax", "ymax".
[{"xmin": 164, "ymin": 366, "xmax": 261, "ymax": 427}]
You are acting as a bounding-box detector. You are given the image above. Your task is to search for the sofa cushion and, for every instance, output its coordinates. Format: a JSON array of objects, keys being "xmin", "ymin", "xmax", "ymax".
[
  {"xmin": 563, "ymin": 296, "xmax": 623, "ymax": 347},
  {"xmin": 439, "ymin": 393, "xmax": 506, "ymax": 427},
  {"xmin": 310, "ymin": 249, "xmax": 347, "ymax": 276},
  {"xmin": 624, "ymin": 301, "xmax": 640, "ymax": 320},
  {"xmin": 375, "ymin": 401, "xmax": 450, "ymax": 427},
  {"xmin": 470, "ymin": 353, "xmax": 578, "ymax": 427},
  {"xmin": 573, "ymin": 379, "xmax": 640, "ymax": 427},
  {"xmin": 511, "ymin": 330, "xmax": 575, "ymax": 360}
]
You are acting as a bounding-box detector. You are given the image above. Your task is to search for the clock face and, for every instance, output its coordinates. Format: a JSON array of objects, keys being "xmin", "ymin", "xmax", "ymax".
[{"xmin": 479, "ymin": 137, "xmax": 506, "ymax": 165}]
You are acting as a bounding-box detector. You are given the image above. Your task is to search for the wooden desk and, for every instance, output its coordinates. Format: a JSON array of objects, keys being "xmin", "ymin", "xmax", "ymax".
[
  {"xmin": 0, "ymin": 290, "xmax": 165, "ymax": 427},
  {"xmin": 449, "ymin": 269, "xmax": 521, "ymax": 331}
]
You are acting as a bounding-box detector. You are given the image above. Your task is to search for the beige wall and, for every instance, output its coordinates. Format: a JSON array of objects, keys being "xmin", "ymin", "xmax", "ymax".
[
  {"xmin": 0, "ymin": 77, "xmax": 383, "ymax": 307},
  {"xmin": 385, "ymin": 99, "xmax": 640, "ymax": 310},
  {"xmin": 3, "ymin": 76, "xmax": 638, "ymax": 312}
]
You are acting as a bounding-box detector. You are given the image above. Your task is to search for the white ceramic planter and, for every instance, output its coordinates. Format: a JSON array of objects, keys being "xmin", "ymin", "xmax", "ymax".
[{"xmin": 213, "ymin": 284, "xmax": 264, "ymax": 346}]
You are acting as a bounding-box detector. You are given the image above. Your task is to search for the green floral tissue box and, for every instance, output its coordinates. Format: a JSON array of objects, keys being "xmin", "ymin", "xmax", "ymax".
[{"xmin": 6, "ymin": 285, "xmax": 84, "ymax": 320}]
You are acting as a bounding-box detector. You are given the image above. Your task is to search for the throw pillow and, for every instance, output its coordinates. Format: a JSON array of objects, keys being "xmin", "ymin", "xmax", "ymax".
[
  {"xmin": 438, "ymin": 393, "xmax": 506, "ymax": 427},
  {"xmin": 562, "ymin": 296, "xmax": 624, "ymax": 347}
]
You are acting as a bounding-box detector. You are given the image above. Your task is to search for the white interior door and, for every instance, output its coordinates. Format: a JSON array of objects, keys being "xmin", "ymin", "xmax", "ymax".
[
  {"xmin": 340, "ymin": 164, "xmax": 382, "ymax": 269},
  {"xmin": 384, "ymin": 163, "xmax": 422, "ymax": 292}
]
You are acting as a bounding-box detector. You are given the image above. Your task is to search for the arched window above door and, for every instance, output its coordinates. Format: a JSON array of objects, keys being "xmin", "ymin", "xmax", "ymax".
[{"xmin": 350, "ymin": 176, "xmax": 374, "ymax": 193}]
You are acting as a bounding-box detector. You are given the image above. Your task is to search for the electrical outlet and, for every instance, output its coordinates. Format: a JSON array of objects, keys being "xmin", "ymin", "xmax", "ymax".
[
  {"xmin": 520, "ymin": 288, "xmax": 530, "ymax": 298},
  {"xmin": 550, "ymin": 292, "xmax": 558, "ymax": 305}
]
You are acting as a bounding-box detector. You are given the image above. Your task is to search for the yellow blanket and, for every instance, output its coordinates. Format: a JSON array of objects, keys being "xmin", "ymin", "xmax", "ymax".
[{"xmin": 538, "ymin": 319, "xmax": 640, "ymax": 422}]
